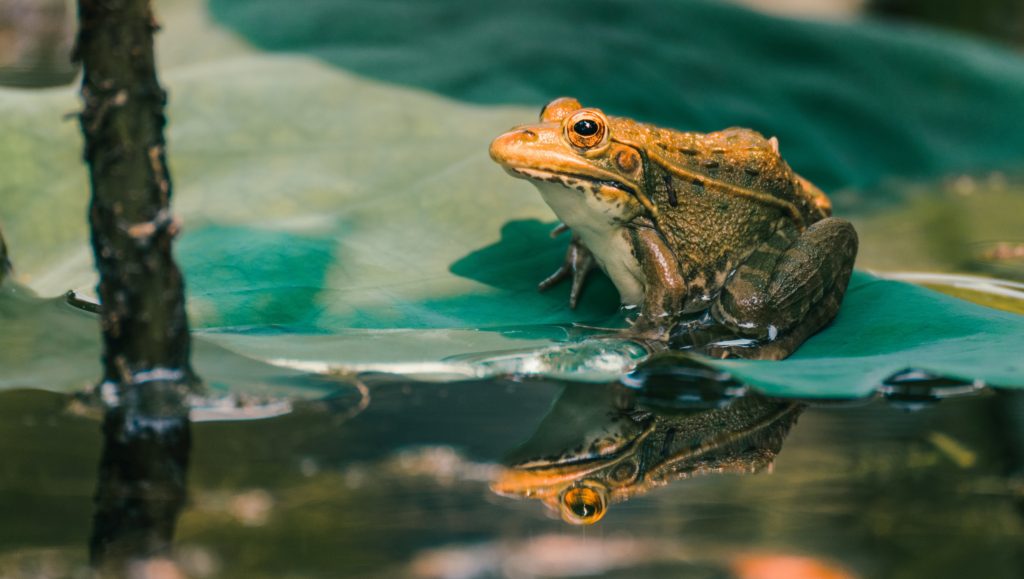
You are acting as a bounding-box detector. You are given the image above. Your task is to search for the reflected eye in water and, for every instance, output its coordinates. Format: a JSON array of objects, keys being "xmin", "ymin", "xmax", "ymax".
[{"xmin": 560, "ymin": 483, "xmax": 609, "ymax": 525}]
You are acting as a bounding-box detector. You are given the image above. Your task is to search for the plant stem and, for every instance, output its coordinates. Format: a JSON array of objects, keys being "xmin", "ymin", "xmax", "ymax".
[
  {"xmin": 76, "ymin": 0, "xmax": 195, "ymax": 391},
  {"xmin": 0, "ymin": 227, "xmax": 9, "ymax": 282},
  {"xmin": 75, "ymin": 0, "xmax": 197, "ymax": 569}
]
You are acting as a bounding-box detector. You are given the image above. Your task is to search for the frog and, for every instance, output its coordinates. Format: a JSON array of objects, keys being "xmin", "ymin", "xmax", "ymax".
[
  {"xmin": 489, "ymin": 97, "xmax": 858, "ymax": 359},
  {"xmin": 492, "ymin": 382, "xmax": 804, "ymax": 525}
]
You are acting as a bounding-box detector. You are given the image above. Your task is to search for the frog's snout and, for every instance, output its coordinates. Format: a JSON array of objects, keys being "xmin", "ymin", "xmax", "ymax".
[{"xmin": 489, "ymin": 128, "xmax": 539, "ymax": 167}]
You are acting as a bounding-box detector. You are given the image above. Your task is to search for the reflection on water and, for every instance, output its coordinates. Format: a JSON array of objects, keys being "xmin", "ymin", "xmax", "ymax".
[
  {"xmin": 89, "ymin": 384, "xmax": 191, "ymax": 576},
  {"xmin": 493, "ymin": 383, "xmax": 803, "ymax": 525},
  {"xmin": 1, "ymin": 376, "xmax": 1022, "ymax": 577}
]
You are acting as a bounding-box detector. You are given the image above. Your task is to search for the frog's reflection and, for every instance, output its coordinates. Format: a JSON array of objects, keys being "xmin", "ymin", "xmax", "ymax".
[{"xmin": 492, "ymin": 383, "xmax": 803, "ymax": 525}]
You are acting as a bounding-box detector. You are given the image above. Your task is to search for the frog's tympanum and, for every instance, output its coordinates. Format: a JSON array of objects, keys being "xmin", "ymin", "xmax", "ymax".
[
  {"xmin": 491, "ymin": 383, "xmax": 803, "ymax": 525},
  {"xmin": 490, "ymin": 98, "xmax": 858, "ymax": 359}
]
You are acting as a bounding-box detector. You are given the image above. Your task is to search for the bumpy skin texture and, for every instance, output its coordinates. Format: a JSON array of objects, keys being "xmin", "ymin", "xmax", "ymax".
[{"xmin": 490, "ymin": 98, "xmax": 858, "ymax": 360}]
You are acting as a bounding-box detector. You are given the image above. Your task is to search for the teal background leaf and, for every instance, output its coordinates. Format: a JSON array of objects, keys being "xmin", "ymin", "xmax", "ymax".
[{"xmin": 208, "ymin": 0, "xmax": 1024, "ymax": 192}]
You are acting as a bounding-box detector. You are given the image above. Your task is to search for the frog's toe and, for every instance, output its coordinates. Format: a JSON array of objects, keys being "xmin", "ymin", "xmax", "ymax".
[
  {"xmin": 620, "ymin": 319, "xmax": 673, "ymax": 342},
  {"xmin": 538, "ymin": 264, "xmax": 572, "ymax": 292},
  {"xmin": 704, "ymin": 341, "xmax": 790, "ymax": 361},
  {"xmin": 705, "ymin": 343, "xmax": 754, "ymax": 360}
]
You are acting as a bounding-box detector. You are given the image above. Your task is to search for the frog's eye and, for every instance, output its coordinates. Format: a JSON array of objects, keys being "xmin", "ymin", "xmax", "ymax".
[
  {"xmin": 565, "ymin": 110, "xmax": 608, "ymax": 150},
  {"xmin": 559, "ymin": 483, "xmax": 608, "ymax": 525},
  {"xmin": 573, "ymin": 119, "xmax": 599, "ymax": 136}
]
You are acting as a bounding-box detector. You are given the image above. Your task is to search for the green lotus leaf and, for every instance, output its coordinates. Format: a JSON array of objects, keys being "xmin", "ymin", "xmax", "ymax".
[{"xmin": 0, "ymin": 0, "xmax": 1022, "ymax": 400}]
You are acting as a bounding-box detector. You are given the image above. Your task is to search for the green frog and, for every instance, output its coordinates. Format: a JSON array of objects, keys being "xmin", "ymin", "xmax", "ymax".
[
  {"xmin": 492, "ymin": 383, "xmax": 804, "ymax": 525},
  {"xmin": 490, "ymin": 98, "xmax": 858, "ymax": 359}
]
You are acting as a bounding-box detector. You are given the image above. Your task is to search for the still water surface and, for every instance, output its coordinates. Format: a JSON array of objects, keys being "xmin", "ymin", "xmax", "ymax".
[{"xmin": 1, "ymin": 377, "xmax": 1021, "ymax": 578}]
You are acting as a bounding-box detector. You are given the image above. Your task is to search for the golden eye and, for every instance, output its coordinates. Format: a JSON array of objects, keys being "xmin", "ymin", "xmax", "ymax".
[
  {"xmin": 565, "ymin": 111, "xmax": 607, "ymax": 150},
  {"xmin": 559, "ymin": 484, "xmax": 608, "ymax": 525}
]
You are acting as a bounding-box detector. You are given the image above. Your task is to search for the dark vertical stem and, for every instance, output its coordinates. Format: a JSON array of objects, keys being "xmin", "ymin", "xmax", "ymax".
[
  {"xmin": 0, "ymin": 227, "xmax": 9, "ymax": 283},
  {"xmin": 76, "ymin": 0, "xmax": 192, "ymax": 386},
  {"xmin": 74, "ymin": 0, "xmax": 198, "ymax": 570}
]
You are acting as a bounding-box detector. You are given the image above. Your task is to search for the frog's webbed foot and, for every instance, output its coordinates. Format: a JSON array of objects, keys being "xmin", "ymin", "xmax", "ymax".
[
  {"xmin": 704, "ymin": 340, "xmax": 766, "ymax": 360},
  {"xmin": 538, "ymin": 229, "xmax": 596, "ymax": 309},
  {"xmin": 670, "ymin": 313, "xmax": 725, "ymax": 343},
  {"xmin": 668, "ymin": 313, "xmax": 756, "ymax": 357},
  {"xmin": 618, "ymin": 312, "xmax": 677, "ymax": 344}
]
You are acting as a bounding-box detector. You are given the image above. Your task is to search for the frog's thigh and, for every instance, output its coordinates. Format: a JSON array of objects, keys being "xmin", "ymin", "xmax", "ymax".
[
  {"xmin": 712, "ymin": 217, "xmax": 858, "ymax": 345},
  {"xmin": 629, "ymin": 227, "xmax": 686, "ymax": 320}
]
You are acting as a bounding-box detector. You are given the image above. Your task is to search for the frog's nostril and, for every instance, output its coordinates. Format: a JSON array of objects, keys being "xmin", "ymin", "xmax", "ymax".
[{"xmin": 490, "ymin": 129, "xmax": 539, "ymax": 163}]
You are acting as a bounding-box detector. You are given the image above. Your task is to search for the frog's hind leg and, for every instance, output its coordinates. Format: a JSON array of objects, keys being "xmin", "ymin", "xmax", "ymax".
[
  {"xmin": 705, "ymin": 217, "xmax": 858, "ymax": 360},
  {"xmin": 709, "ymin": 273, "xmax": 845, "ymax": 360}
]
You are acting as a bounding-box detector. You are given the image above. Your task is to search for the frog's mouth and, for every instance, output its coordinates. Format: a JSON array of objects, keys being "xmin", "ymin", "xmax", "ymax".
[
  {"xmin": 492, "ymin": 420, "xmax": 656, "ymax": 498},
  {"xmin": 506, "ymin": 167, "xmax": 637, "ymax": 198},
  {"xmin": 490, "ymin": 127, "xmax": 661, "ymax": 222}
]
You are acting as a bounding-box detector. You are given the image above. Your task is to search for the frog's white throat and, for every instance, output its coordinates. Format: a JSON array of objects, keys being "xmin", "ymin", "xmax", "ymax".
[{"xmin": 531, "ymin": 180, "xmax": 645, "ymax": 306}]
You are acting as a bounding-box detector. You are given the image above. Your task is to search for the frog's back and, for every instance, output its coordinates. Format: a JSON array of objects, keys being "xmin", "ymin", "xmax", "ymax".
[
  {"xmin": 638, "ymin": 124, "xmax": 829, "ymax": 226},
  {"xmin": 609, "ymin": 120, "xmax": 833, "ymax": 306}
]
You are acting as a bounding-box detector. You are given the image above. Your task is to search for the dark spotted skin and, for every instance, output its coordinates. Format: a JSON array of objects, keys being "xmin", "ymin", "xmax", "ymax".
[
  {"xmin": 612, "ymin": 124, "xmax": 856, "ymax": 359},
  {"xmin": 490, "ymin": 98, "xmax": 858, "ymax": 360}
]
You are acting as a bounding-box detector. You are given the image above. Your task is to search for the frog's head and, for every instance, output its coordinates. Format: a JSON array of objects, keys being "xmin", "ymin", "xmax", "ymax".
[
  {"xmin": 489, "ymin": 97, "xmax": 652, "ymax": 223},
  {"xmin": 490, "ymin": 423, "xmax": 649, "ymax": 526}
]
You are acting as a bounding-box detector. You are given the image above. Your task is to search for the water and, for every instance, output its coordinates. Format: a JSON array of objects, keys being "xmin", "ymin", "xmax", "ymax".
[{"xmin": 1, "ymin": 379, "xmax": 1021, "ymax": 578}]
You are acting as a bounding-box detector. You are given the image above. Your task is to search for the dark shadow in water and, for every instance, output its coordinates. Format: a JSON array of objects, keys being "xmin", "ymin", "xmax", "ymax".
[
  {"xmin": 89, "ymin": 384, "xmax": 191, "ymax": 574},
  {"xmin": 880, "ymin": 367, "xmax": 986, "ymax": 410},
  {"xmin": 492, "ymin": 380, "xmax": 804, "ymax": 525}
]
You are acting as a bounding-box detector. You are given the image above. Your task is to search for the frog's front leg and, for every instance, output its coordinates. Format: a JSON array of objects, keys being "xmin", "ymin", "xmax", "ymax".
[
  {"xmin": 702, "ymin": 217, "xmax": 858, "ymax": 360},
  {"xmin": 625, "ymin": 226, "xmax": 686, "ymax": 340},
  {"xmin": 538, "ymin": 230, "xmax": 596, "ymax": 309}
]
